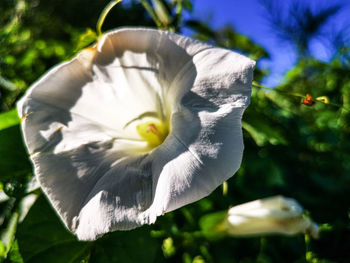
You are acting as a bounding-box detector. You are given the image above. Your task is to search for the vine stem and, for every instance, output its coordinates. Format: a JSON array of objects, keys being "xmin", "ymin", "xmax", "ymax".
[
  {"xmin": 252, "ymin": 81, "xmax": 349, "ymax": 111},
  {"xmin": 96, "ymin": 0, "xmax": 123, "ymax": 37},
  {"xmin": 252, "ymin": 81, "xmax": 304, "ymax": 98}
]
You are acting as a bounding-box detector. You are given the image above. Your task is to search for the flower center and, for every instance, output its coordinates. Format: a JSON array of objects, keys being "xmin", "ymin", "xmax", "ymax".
[{"xmin": 136, "ymin": 119, "xmax": 169, "ymax": 148}]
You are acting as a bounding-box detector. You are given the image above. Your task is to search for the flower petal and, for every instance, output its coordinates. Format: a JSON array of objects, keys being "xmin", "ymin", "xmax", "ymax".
[{"xmin": 149, "ymin": 46, "xmax": 255, "ymax": 214}]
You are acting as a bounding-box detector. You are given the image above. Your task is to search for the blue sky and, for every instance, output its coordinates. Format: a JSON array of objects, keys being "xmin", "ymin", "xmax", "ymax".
[{"xmin": 190, "ymin": 0, "xmax": 350, "ymax": 86}]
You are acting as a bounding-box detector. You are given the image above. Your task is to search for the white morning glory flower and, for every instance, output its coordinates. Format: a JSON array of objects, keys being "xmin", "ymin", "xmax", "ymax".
[
  {"xmin": 17, "ymin": 28, "xmax": 255, "ymax": 241},
  {"xmin": 226, "ymin": 196, "xmax": 319, "ymax": 238}
]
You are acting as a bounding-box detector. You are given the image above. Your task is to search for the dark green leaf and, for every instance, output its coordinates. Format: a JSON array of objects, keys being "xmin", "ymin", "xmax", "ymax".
[
  {"xmin": 16, "ymin": 196, "xmax": 90, "ymax": 263},
  {"xmin": 242, "ymin": 121, "xmax": 287, "ymax": 146},
  {"xmin": 0, "ymin": 125, "xmax": 32, "ymax": 182},
  {"xmin": 90, "ymin": 226, "xmax": 159, "ymax": 263}
]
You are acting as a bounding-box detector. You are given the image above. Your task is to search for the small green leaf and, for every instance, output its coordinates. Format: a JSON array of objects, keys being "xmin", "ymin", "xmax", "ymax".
[
  {"xmin": 7, "ymin": 240, "xmax": 24, "ymax": 263},
  {"xmin": 0, "ymin": 109, "xmax": 20, "ymax": 131},
  {"xmin": 0, "ymin": 241, "xmax": 6, "ymax": 258},
  {"xmin": 75, "ymin": 28, "xmax": 98, "ymax": 52},
  {"xmin": 0, "ymin": 210, "xmax": 19, "ymax": 256},
  {"xmin": 199, "ymin": 211, "xmax": 227, "ymax": 240},
  {"xmin": 319, "ymin": 223, "xmax": 333, "ymax": 232},
  {"xmin": 162, "ymin": 237, "xmax": 176, "ymax": 258},
  {"xmin": 242, "ymin": 121, "xmax": 287, "ymax": 146}
]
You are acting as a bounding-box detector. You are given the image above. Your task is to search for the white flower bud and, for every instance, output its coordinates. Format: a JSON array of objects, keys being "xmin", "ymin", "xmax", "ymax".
[{"xmin": 226, "ymin": 196, "xmax": 319, "ymax": 238}]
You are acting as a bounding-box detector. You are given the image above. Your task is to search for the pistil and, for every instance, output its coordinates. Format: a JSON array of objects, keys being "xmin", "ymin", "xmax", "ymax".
[{"xmin": 136, "ymin": 119, "xmax": 169, "ymax": 148}]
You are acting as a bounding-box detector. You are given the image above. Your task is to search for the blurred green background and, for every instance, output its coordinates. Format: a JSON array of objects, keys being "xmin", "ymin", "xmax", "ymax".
[{"xmin": 0, "ymin": 0, "xmax": 349, "ymax": 262}]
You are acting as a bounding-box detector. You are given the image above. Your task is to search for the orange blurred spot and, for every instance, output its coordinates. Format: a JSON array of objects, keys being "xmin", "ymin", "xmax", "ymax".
[{"xmin": 302, "ymin": 94, "xmax": 315, "ymax": 106}]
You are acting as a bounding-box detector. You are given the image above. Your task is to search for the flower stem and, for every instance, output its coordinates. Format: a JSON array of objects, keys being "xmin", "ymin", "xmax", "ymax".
[{"xmin": 96, "ymin": 0, "xmax": 123, "ymax": 37}]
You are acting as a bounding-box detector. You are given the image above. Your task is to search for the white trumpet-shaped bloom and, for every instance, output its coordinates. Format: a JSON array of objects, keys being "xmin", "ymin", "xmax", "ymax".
[
  {"xmin": 17, "ymin": 28, "xmax": 255, "ymax": 241},
  {"xmin": 227, "ymin": 196, "xmax": 319, "ymax": 238}
]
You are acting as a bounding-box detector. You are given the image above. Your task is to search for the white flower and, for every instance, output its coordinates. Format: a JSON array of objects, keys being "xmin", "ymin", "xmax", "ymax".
[
  {"xmin": 226, "ymin": 196, "xmax": 319, "ymax": 238},
  {"xmin": 17, "ymin": 28, "xmax": 255, "ymax": 241}
]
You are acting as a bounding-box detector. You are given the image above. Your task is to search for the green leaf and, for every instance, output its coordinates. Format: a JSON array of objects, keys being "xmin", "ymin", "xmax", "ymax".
[
  {"xmin": 0, "ymin": 109, "xmax": 20, "ymax": 131},
  {"xmin": 6, "ymin": 240, "xmax": 24, "ymax": 263},
  {"xmin": 242, "ymin": 121, "xmax": 287, "ymax": 146},
  {"xmin": 0, "ymin": 241, "xmax": 6, "ymax": 259},
  {"xmin": 0, "ymin": 125, "xmax": 32, "ymax": 183},
  {"xmin": 16, "ymin": 196, "xmax": 90, "ymax": 263},
  {"xmin": 0, "ymin": 210, "xmax": 19, "ymax": 255},
  {"xmin": 16, "ymin": 195, "xmax": 159, "ymax": 263},
  {"xmin": 162, "ymin": 237, "xmax": 176, "ymax": 258},
  {"xmin": 199, "ymin": 211, "xmax": 227, "ymax": 240},
  {"xmin": 90, "ymin": 226, "xmax": 159, "ymax": 263},
  {"xmin": 75, "ymin": 28, "xmax": 97, "ymax": 52}
]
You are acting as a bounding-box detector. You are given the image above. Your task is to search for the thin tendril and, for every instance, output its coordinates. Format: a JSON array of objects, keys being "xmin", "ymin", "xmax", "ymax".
[
  {"xmin": 252, "ymin": 81, "xmax": 349, "ymax": 111},
  {"xmin": 252, "ymin": 81, "xmax": 304, "ymax": 98},
  {"xmin": 97, "ymin": 0, "xmax": 123, "ymax": 37}
]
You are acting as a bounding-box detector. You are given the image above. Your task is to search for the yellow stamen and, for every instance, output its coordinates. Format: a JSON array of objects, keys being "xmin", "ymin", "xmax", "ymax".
[{"xmin": 137, "ymin": 120, "xmax": 168, "ymax": 148}]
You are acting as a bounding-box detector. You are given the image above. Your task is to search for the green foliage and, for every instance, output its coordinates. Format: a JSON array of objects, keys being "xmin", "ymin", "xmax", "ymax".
[
  {"xmin": 13, "ymin": 195, "xmax": 160, "ymax": 263},
  {"xmin": 89, "ymin": 227, "xmax": 159, "ymax": 263},
  {"xmin": 199, "ymin": 211, "xmax": 227, "ymax": 240},
  {"xmin": 0, "ymin": 110, "xmax": 20, "ymax": 131},
  {"xmin": 140, "ymin": 0, "xmax": 194, "ymax": 32},
  {"xmin": 74, "ymin": 29, "xmax": 98, "ymax": 52},
  {"xmin": 16, "ymin": 196, "xmax": 90, "ymax": 263},
  {"xmin": 0, "ymin": 125, "xmax": 32, "ymax": 185},
  {"xmin": 0, "ymin": 0, "xmax": 349, "ymax": 262}
]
